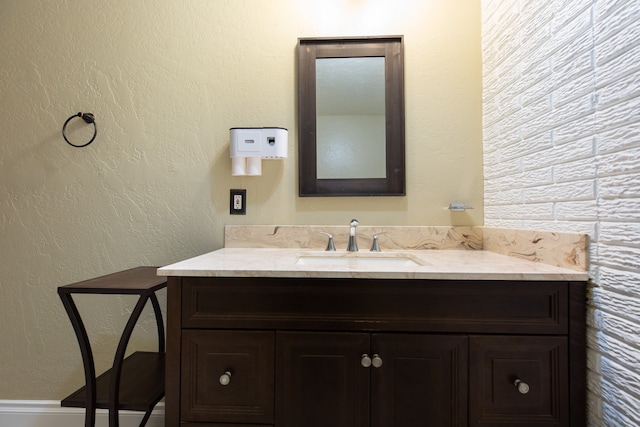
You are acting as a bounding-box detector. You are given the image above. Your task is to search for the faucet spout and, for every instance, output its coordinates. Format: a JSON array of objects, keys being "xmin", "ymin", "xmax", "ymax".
[{"xmin": 347, "ymin": 219, "xmax": 359, "ymax": 251}]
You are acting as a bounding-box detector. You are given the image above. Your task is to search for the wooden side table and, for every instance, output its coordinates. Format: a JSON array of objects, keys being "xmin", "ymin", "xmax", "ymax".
[{"xmin": 58, "ymin": 266, "xmax": 167, "ymax": 427}]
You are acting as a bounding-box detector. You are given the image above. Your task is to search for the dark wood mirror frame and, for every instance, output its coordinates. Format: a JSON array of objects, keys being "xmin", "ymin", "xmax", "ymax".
[{"xmin": 298, "ymin": 36, "xmax": 405, "ymax": 197}]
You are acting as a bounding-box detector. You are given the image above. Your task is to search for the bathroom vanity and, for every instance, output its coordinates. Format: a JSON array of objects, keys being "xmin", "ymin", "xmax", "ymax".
[{"xmin": 159, "ymin": 231, "xmax": 588, "ymax": 427}]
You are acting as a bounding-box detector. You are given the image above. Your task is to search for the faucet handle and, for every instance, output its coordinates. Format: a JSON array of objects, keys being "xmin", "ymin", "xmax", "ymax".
[
  {"xmin": 370, "ymin": 232, "xmax": 387, "ymax": 252},
  {"xmin": 319, "ymin": 232, "xmax": 336, "ymax": 251}
]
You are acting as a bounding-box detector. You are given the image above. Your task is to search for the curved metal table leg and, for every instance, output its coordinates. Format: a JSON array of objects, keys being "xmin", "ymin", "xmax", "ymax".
[
  {"xmin": 150, "ymin": 292, "xmax": 165, "ymax": 353},
  {"xmin": 58, "ymin": 291, "xmax": 97, "ymax": 427},
  {"xmin": 108, "ymin": 294, "xmax": 151, "ymax": 427},
  {"xmin": 138, "ymin": 405, "xmax": 154, "ymax": 427}
]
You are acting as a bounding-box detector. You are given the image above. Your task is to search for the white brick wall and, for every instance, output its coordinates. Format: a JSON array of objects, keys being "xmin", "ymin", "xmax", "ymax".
[{"xmin": 482, "ymin": 0, "xmax": 640, "ymax": 425}]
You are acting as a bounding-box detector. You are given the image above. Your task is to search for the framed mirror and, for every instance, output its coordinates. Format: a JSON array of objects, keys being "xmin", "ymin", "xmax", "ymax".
[{"xmin": 298, "ymin": 36, "xmax": 405, "ymax": 197}]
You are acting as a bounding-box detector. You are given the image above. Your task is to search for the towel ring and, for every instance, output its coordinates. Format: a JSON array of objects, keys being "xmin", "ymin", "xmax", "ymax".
[{"xmin": 62, "ymin": 112, "xmax": 97, "ymax": 148}]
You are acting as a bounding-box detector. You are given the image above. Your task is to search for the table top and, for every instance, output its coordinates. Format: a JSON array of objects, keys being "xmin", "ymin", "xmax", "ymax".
[{"xmin": 58, "ymin": 266, "xmax": 167, "ymax": 294}]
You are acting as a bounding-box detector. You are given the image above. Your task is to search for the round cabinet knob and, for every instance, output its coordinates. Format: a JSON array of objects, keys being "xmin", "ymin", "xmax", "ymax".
[
  {"xmin": 219, "ymin": 371, "xmax": 232, "ymax": 386},
  {"xmin": 514, "ymin": 379, "xmax": 530, "ymax": 394},
  {"xmin": 372, "ymin": 354, "xmax": 383, "ymax": 368},
  {"xmin": 361, "ymin": 354, "xmax": 372, "ymax": 368}
]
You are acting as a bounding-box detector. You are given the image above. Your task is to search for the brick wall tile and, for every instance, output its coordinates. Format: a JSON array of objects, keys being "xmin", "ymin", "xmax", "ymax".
[
  {"xmin": 596, "ymin": 44, "xmax": 640, "ymax": 88},
  {"xmin": 484, "ymin": 187, "xmax": 522, "ymax": 205},
  {"xmin": 601, "ymin": 399, "xmax": 639, "ymax": 427},
  {"xmin": 597, "ymin": 68, "xmax": 640, "ymax": 109},
  {"xmin": 594, "ymin": 1, "xmax": 640, "ymax": 52},
  {"xmin": 520, "ymin": 96, "xmax": 553, "ymax": 127},
  {"xmin": 554, "ymin": 157, "xmax": 597, "ymax": 182},
  {"xmin": 597, "ymin": 122, "xmax": 640, "ymax": 155},
  {"xmin": 599, "ymin": 173, "xmax": 640, "ymax": 200},
  {"xmin": 520, "ymin": 25, "xmax": 551, "ymax": 65},
  {"xmin": 551, "ymin": 0, "xmax": 592, "ymax": 35},
  {"xmin": 552, "ymin": 114, "xmax": 596, "ymax": 145},
  {"xmin": 594, "ymin": 0, "xmax": 638, "ymax": 24},
  {"xmin": 489, "ymin": 131, "xmax": 553, "ymax": 162},
  {"xmin": 553, "ymin": 73, "xmax": 595, "ymax": 108},
  {"xmin": 595, "ymin": 18, "xmax": 640, "ymax": 66},
  {"xmin": 483, "ymin": 66, "xmax": 521, "ymax": 103},
  {"xmin": 484, "ymin": 173, "xmax": 519, "ymax": 193},
  {"xmin": 597, "ymin": 242, "xmax": 640, "ymax": 271},
  {"xmin": 555, "ymin": 199, "xmax": 598, "ymax": 220},
  {"xmin": 524, "ymin": 166, "xmax": 555, "ymax": 187},
  {"xmin": 522, "ymin": 77, "xmax": 554, "ymax": 107},
  {"xmin": 523, "ymin": 180, "xmax": 595, "ymax": 203},
  {"xmin": 597, "ymin": 376, "xmax": 640, "ymax": 425},
  {"xmin": 520, "ymin": 220, "xmax": 597, "ymax": 235},
  {"xmin": 587, "ymin": 319, "xmax": 640, "ymax": 371},
  {"xmin": 599, "ymin": 221, "xmax": 640, "ymax": 247},
  {"xmin": 520, "ymin": 97, "xmax": 595, "ymax": 140},
  {"xmin": 483, "ymin": 1, "xmax": 640, "ymax": 422},
  {"xmin": 598, "ymin": 146, "xmax": 640, "ymax": 176},
  {"xmin": 484, "ymin": 91, "xmax": 520, "ymax": 126},
  {"xmin": 484, "ymin": 167, "xmax": 554, "ymax": 193},
  {"xmin": 552, "ymin": 48, "xmax": 594, "ymax": 91},
  {"xmin": 595, "ymin": 97, "xmax": 640, "ymax": 132},
  {"xmin": 521, "ymin": 135, "xmax": 594, "ymax": 171},
  {"xmin": 598, "ymin": 266, "xmax": 640, "ymax": 297},
  {"xmin": 518, "ymin": 56, "xmax": 553, "ymax": 94},
  {"xmin": 520, "ymin": 0, "xmax": 555, "ymax": 29},
  {"xmin": 482, "ymin": 218, "xmax": 524, "ymax": 229},
  {"xmin": 483, "ymin": 155, "xmax": 521, "ymax": 179},
  {"xmin": 482, "ymin": 1, "xmax": 519, "ymax": 49},
  {"xmin": 598, "ymin": 198, "xmax": 640, "ymax": 221},
  {"xmin": 484, "ymin": 202, "xmax": 554, "ymax": 221},
  {"xmin": 484, "ymin": 25, "xmax": 522, "ymax": 73}
]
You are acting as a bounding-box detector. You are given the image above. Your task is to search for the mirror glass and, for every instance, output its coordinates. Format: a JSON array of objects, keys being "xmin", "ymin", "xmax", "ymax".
[
  {"xmin": 298, "ymin": 36, "xmax": 405, "ymax": 197},
  {"xmin": 316, "ymin": 57, "xmax": 386, "ymax": 179}
]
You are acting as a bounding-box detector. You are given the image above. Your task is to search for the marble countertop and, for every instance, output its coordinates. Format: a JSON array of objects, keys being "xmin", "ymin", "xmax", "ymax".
[{"xmin": 157, "ymin": 248, "xmax": 589, "ymax": 281}]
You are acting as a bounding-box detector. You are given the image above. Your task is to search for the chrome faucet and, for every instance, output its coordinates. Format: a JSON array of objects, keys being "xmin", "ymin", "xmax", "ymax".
[
  {"xmin": 347, "ymin": 219, "xmax": 359, "ymax": 251},
  {"xmin": 319, "ymin": 232, "xmax": 336, "ymax": 251},
  {"xmin": 370, "ymin": 232, "xmax": 386, "ymax": 252}
]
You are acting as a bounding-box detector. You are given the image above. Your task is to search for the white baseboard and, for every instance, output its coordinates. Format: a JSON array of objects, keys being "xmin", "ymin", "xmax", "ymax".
[{"xmin": 0, "ymin": 400, "xmax": 164, "ymax": 427}]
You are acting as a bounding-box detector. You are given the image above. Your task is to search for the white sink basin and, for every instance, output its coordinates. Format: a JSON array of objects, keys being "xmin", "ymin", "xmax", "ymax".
[{"xmin": 296, "ymin": 254, "xmax": 423, "ymax": 267}]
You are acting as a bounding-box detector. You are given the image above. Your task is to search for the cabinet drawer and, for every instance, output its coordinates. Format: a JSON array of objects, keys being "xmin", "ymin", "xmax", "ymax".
[
  {"xmin": 469, "ymin": 335, "xmax": 568, "ymax": 426},
  {"xmin": 181, "ymin": 330, "xmax": 274, "ymax": 424},
  {"xmin": 182, "ymin": 277, "xmax": 568, "ymax": 334}
]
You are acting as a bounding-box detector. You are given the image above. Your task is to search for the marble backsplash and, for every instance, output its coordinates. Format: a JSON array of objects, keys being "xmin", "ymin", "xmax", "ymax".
[
  {"xmin": 225, "ymin": 225, "xmax": 482, "ymax": 250},
  {"xmin": 482, "ymin": 227, "xmax": 588, "ymax": 271},
  {"xmin": 225, "ymin": 225, "xmax": 587, "ymax": 272}
]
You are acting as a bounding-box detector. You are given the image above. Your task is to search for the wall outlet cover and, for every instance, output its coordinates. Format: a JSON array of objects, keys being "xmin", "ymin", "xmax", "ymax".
[{"xmin": 230, "ymin": 189, "xmax": 246, "ymax": 215}]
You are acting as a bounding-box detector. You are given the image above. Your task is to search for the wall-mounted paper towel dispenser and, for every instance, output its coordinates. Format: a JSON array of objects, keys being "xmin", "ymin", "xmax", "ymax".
[{"xmin": 230, "ymin": 127, "xmax": 288, "ymax": 176}]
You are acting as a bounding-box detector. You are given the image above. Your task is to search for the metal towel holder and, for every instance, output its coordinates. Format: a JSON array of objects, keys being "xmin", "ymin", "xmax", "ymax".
[{"xmin": 62, "ymin": 112, "xmax": 97, "ymax": 147}]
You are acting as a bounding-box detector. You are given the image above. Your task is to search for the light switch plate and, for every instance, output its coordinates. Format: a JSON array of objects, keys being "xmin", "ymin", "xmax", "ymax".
[{"xmin": 230, "ymin": 189, "xmax": 246, "ymax": 215}]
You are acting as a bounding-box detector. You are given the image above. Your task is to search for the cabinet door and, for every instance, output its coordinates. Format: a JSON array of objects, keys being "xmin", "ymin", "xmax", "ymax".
[
  {"xmin": 276, "ymin": 331, "xmax": 370, "ymax": 427},
  {"xmin": 181, "ymin": 330, "xmax": 274, "ymax": 424},
  {"xmin": 371, "ymin": 334, "xmax": 468, "ymax": 427},
  {"xmin": 469, "ymin": 335, "xmax": 568, "ymax": 426}
]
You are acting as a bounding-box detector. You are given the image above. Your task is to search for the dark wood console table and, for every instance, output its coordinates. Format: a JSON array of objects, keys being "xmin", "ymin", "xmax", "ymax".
[{"xmin": 58, "ymin": 266, "xmax": 166, "ymax": 427}]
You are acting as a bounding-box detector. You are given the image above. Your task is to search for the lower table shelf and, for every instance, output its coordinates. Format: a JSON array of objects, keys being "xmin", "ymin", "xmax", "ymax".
[{"xmin": 61, "ymin": 351, "xmax": 165, "ymax": 412}]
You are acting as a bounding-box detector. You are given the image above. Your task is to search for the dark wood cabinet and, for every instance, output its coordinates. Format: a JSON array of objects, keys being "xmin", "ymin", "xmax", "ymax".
[
  {"xmin": 180, "ymin": 330, "xmax": 274, "ymax": 424},
  {"xmin": 372, "ymin": 334, "xmax": 468, "ymax": 427},
  {"xmin": 276, "ymin": 332, "xmax": 370, "ymax": 427},
  {"xmin": 166, "ymin": 277, "xmax": 586, "ymax": 427},
  {"xmin": 276, "ymin": 332, "xmax": 468, "ymax": 427},
  {"xmin": 469, "ymin": 335, "xmax": 569, "ymax": 426}
]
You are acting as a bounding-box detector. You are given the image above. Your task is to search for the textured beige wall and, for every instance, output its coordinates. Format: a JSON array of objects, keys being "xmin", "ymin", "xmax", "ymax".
[{"xmin": 0, "ymin": 0, "xmax": 481, "ymax": 398}]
